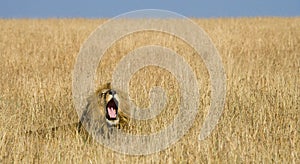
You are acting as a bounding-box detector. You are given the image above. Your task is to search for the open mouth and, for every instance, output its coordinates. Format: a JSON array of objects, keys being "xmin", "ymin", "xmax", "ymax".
[{"xmin": 106, "ymin": 98, "xmax": 118, "ymax": 120}]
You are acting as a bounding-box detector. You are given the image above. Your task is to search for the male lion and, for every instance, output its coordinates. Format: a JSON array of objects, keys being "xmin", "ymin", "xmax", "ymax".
[
  {"xmin": 78, "ymin": 83, "xmax": 128, "ymax": 138},
  {"xmin": 25, "ymin": 83, "xmax": 128, "ymax": 139}
]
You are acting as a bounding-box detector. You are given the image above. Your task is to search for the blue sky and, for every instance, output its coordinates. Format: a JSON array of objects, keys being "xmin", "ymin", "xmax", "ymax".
[{"xmin": 1, "ymin": 0, "xmax": 300, "ymax": 18}]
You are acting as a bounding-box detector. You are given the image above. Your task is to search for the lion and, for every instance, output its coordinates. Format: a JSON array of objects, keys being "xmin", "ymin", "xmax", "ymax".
[
  {"xmin": 24, "ymin": 83, "xmax": 128, "ymax": 139},
  {"xmin": 77, "ymin": 83, "xmax": 128, "ymax": 138}
]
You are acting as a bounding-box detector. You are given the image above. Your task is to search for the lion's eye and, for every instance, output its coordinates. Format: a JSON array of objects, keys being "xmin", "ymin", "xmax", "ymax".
[{"xmin": 99, "ymin": 92, "xmax": 106, "ymax": 98}]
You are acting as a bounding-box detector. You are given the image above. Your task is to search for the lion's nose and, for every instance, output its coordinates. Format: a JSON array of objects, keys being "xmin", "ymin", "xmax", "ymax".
[{"xmin": 108, "ymin": 90, "xmax": 116, "ymax": 96}]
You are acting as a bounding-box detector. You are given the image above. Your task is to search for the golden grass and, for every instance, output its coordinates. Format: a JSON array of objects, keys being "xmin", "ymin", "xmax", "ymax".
[{"xmin": 0, "ymin": 17, "xmax": 299, "ymax": 163}]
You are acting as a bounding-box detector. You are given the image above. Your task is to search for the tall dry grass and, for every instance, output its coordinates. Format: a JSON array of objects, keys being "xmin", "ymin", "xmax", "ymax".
[{"xmin": 0, "ymin": 17, "xmax": 299, "ymax": 163}]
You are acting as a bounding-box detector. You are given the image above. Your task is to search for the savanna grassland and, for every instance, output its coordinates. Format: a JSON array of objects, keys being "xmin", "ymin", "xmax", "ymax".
[{"xmin": 0, "ymin": 18, "xmax": 299, "ymax": 163}]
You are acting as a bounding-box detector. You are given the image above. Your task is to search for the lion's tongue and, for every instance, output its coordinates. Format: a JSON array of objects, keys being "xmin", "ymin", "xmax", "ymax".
[{"xmin": 108, "ymin": 107, "xmax": 116, "ymax": 118}]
